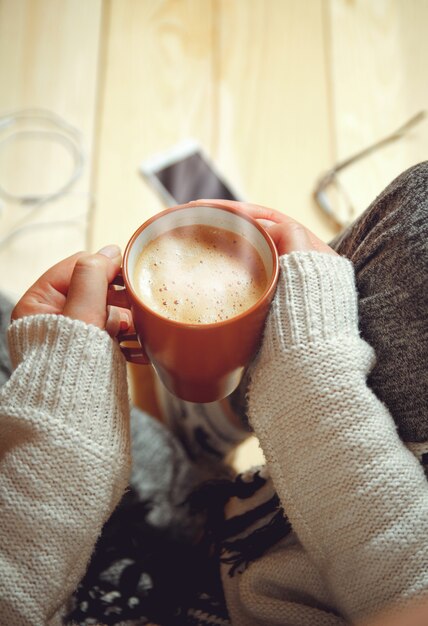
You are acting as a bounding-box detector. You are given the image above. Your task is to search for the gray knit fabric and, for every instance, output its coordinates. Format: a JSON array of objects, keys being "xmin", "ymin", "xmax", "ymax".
[
  {"xmin": 0, "ymin": 293, "xmax": 12, "ymax": 388},
  {"xmin": 129, "ymin": 406, "xmax": 231, "ymax": 541},
  {"xmin": 331, "ymin": 161, "xmax": 428, "ymax": 442}
]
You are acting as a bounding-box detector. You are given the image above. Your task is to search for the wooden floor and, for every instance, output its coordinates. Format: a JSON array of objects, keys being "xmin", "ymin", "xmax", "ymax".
[
  {"xmin": 1, "ymin": 0, "xmax": 427, "ymax": 300},
  {"xmin": 1, "ymin": 0, "xmax": 427, "ymax": 467}
]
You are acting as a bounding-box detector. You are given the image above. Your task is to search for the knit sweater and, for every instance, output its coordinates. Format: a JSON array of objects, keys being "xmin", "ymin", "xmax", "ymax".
[
  {"xmin": 0, "ymin": 252, "xmax": 427, "ymax": 626},
  {"xmin": 0, "ymin": 317, "xmax": 131, "ymax": 626}
]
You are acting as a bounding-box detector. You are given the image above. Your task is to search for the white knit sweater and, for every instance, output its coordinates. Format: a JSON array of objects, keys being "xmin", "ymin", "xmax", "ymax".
[
  {"xmin": 0, "ymin": 317, "xmax": 131, "ymax": 626},
  {"xmin": 0, "ymin": 252, "xmax": 427, "ymax": 626}
]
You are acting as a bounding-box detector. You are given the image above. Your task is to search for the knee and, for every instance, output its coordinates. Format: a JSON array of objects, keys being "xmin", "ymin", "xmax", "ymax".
[
  {"xmin": 346, "ymin": 161, "xmax": 428, "ymax": 250},
  {"xmin": 372, "ymin": 161, "xmax": 428, "ymax": 224},
  {"xmin": 398, "ymin": 160, "xmax": 428, "ymax": 187}
]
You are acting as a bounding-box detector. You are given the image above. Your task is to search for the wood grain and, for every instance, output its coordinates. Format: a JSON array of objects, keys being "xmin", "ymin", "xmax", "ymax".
[
  {"xmin": 214, "ymin": 0, "xmax": 335, "ymax": 240},
  {"xmin": 0, "ymin": 0, "xmax": 102, "ymax": 300},
  {"xmin": 327, "ymin": 0, "xmax": 428, "ymax": 222},
  {"xmin": 90, "ymin": 0, "xmax": 218, "ymax": 252}
]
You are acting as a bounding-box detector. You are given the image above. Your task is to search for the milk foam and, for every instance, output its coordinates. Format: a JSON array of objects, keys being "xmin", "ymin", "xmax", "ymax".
[{"xmin": 133, "ymin": 224, "xmax": 267, "ymax": 324}]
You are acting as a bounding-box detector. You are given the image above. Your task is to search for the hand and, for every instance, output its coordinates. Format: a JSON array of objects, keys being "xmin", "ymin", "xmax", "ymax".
[
  {"xmin": 12, "ymin": 245, "xmax": 131, "ymax": 337},
  {"xmin": 193, "ymin": 200, "xmax": 337, "ymax": 257}
]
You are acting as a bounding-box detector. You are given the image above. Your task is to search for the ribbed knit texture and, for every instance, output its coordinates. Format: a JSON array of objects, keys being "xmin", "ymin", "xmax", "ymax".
[
  {"xmin": 0, "ymin": 315, "xmax": 131, "ymax": 626},
  {"xmin": 221, "ymin": 252, "xmax": 428, "ymax": 626}
]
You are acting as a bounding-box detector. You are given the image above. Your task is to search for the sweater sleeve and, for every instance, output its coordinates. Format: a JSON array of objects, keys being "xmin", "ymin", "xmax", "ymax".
[
  {"xmin": 247, "ymin": 252, "xmax": 428, "ymax": 623},
  {"xmin": 0, "ymin": 314, "xmax": 131, "ymax": 626}
]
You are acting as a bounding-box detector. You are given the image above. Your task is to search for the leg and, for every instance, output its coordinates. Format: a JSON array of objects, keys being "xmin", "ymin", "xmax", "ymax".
[
  {"xmin": 0, "ymin": 293, "xmax": 13, "ymax": 387},
  {"xmin": 330, "ymin": 161, "xmax": 428, "ymax": 443},
  {"xmin": 154, "ymin": 375, "xmax": 251, "ymax": 463}
]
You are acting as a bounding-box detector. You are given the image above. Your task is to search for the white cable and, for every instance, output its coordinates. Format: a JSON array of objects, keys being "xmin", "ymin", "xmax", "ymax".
[
  {"xmin": 0, "ymin": 130, "xmax": 83, "ymax": 204},
  {"xmin": 0, "ymin": 108, "xmax": 86, "ymax": 251},
  {"xmin": 0, "ymin": 214, "xmax": 87, "ymax": 249}
]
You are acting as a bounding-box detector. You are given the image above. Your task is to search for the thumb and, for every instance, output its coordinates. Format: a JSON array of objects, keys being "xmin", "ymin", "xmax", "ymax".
[{"xmin": 62, "ymin": 245, "xmax": 122, "ymax": 329}]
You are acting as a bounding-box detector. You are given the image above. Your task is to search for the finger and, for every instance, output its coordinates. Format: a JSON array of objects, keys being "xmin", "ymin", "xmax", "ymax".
[
  {"xmin": 29, "ymin": 251, "xmax": 88, "ymax": 296},
  {"xmin": 194, "ymin": 199, "xmax": 336, "ymax": 256},
  {"xmin": 105, "ymin": 305, "xmax": 133, "ymax": 338},
  {"xmin": 264, "ymin": 222, "xmax": 308, "ymax": 255},
  {"xmin": 12, "ymin": 252, "xmax": 88, "ymax": 320},
  {"xmin": 62, "ymin": 246, "xmax": 122, "ymax": 329},
  {"xmin": 193, "ymin": 199, "xmax": 291, "ymax": 225},
  {"xmin": 266, "ymin": 221, "xmax": 338, "ymax": 256}
]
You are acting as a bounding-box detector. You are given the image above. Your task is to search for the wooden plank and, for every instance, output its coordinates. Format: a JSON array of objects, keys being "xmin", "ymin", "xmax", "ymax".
[
  {"xmin": 0, "ymin": 0, "xmax": 102, "ymax": 300},
  {"xmin": 214, "ymin": 0, "xmax": 335, "ymax": 241},
  {"xmin": 90, "ymin": 0, "xmax": 217, "ymax": 252},
  {"xmin": 327, "ymin": 0, "xmax": 428, "ymax": 223}
]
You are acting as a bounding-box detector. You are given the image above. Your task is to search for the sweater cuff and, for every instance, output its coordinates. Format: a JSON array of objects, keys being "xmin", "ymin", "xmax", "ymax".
[
  {"xmin": 6, "ymin": 314, "xmax": 130, "ymax": 453},
  {"xmin": 264, "ymin": 252, "xmax": 358, "ymax": 353}
]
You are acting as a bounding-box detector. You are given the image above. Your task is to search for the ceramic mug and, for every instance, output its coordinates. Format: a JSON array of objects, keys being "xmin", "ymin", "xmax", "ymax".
[{"xmin": 109, "ymin": 201, "xmax": 279, "ymax": 403}]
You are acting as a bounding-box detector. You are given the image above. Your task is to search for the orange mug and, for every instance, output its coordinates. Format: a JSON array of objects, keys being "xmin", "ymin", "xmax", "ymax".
[{"xmin": 110, "ymin": 201, "xmax": 279, "ymax": 403}]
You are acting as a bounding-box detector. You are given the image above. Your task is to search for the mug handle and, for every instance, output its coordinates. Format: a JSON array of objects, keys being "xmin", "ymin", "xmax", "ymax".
[{"xmin": 108, "ymin": 270, "xmax": 150, "ymax": 365}]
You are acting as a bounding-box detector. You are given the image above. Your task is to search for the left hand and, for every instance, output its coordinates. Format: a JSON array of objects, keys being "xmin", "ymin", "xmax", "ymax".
[
  {"xmin": 12, "ymin": 245, "xmax": 131, "ymax": 337},
  {"xmin": 193, "ymin": 199, "xmax": 337, "ymax": 257}
]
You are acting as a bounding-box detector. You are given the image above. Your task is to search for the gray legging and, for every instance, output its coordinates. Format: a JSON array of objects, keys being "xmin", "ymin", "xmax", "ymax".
[
  {"xmin": 0, "ymin": 293, "xmax": 12, "ymax": 388},
  {"xmin": 331, "ymin": 160, "xmax": 427, "ymax": 443}
]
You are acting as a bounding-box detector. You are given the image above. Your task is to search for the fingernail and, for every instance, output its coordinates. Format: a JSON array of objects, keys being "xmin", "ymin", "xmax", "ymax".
[
  {"xmin": 97, "ymin": 244, "xmax": 121, "ymax": 258},
  {"xmin": 119, "ymin": 311, "xmax": 131, "ymax": 332}
]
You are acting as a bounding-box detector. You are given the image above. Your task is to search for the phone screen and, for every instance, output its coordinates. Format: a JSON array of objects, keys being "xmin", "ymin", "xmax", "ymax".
[{"xmin": 154, "ymin": 151, "xmax": 238, "ymax": 204}]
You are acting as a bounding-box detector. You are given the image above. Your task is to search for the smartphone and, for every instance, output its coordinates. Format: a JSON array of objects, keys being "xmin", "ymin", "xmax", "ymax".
[{"xmin": 139, "ymin": 139, "xmax": 242, "ymax": 205}]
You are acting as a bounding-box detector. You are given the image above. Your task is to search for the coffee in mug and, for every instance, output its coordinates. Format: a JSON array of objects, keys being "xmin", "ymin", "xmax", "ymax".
[{"xmin": 133, "ymin": 224, "xmax": 268, "ymax": 325}]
